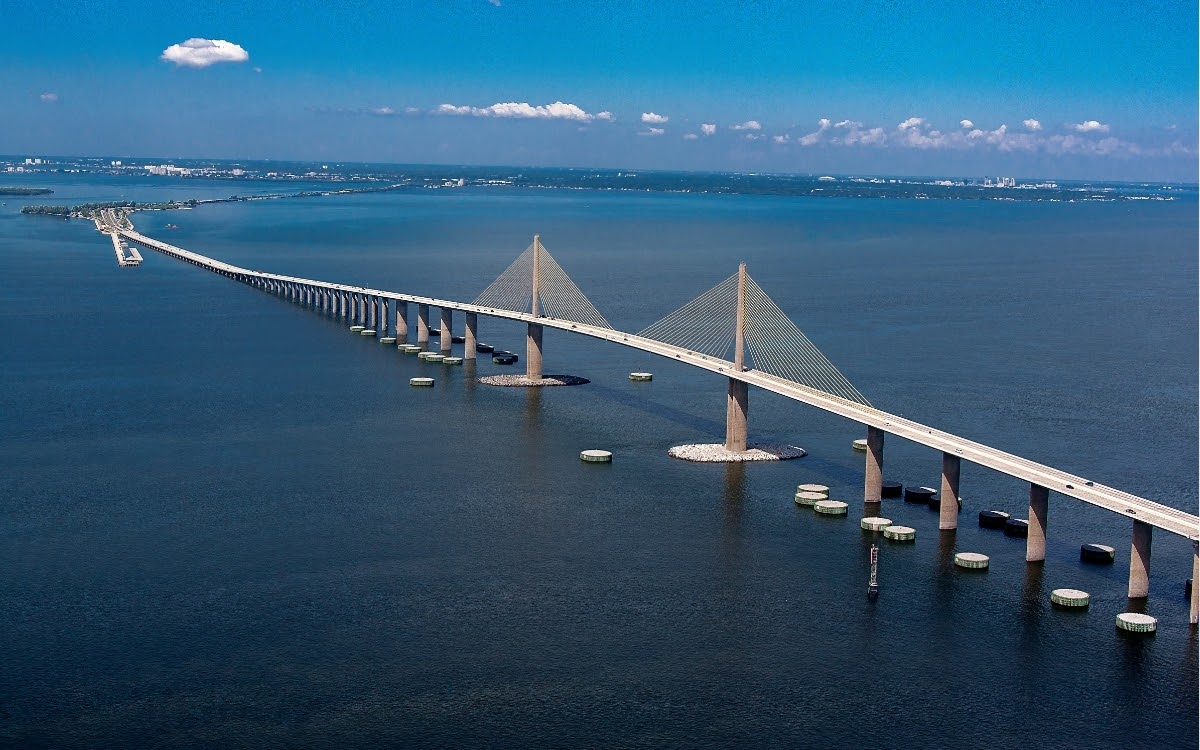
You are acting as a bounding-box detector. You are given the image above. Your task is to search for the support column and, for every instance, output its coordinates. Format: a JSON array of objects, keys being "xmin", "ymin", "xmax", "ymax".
[
  {"xmin": 526, "ymin": 235, "xmax": 543, "ymax": 380},
  {"xmin": 339, "ymin": 291, "xmax": 347, "ymax": 319},
  {"xmin": 1190, "ymin": 541, "xmax": 1198, "ymax": 626},
  {"xmin": 1128, "ymin": 520, "xmax": 1152, "ymax": 598},
  {"xmin": 381, "ymin": 299, "xmax": 389, "ymax": 336},
  {"xmin": 724, "ymin": 262, "xmax": 748, "ymax": 452},
  {"xmin": 527, "ymin": 323, "xmax": 543, "ymax": 380},
  {"xmin": 725, "ymin": 379, "xmax": 748, "ymax": 452},
  {"xmin": 368, "ymin": 296, "xmax": 377, "ymax": 330},
  {"xmin": 396, "ymin": 302, "xmax": 408, "ymax": 343},
  {"xmin": 938, "ymin": 452, "xmax": 960, "ymax": 530},
  {"xmin": 440, "ymin": 308, "xmax": 453, "ymax": 353},
  {"xmin": 863, "ymin": 426, "xmax": 884, "ymax": 504},
  {"xmin": 464, "ymin": 312, "xmax": 478, "ymax": 361},
  {"xmin": 417, "ymin": 304, "xmax": 430, "ymax": 344},
  {"xmin": 1026, "ymin": 483, "xmax": 1049, "ymax": 562}
]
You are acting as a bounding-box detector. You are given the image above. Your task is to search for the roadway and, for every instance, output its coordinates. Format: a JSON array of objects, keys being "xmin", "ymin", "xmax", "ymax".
[{"xmin": 115, "ymin": 223, "xmax": 1199, "ymax": 541}]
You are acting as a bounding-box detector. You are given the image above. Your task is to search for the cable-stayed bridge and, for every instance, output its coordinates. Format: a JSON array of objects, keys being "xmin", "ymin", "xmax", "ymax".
[{"xmin": 107, "ymin": 216, "xmax": 1198, "ymax": 623}]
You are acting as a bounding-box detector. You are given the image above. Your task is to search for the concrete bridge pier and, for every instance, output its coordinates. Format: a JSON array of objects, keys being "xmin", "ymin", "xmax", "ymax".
[
  {"xmin": 417, "ymin": 304, "xmax": 430, "ymax": 345},
  {"xmin": 724, "ymin": 262, "xmax": 749, "ymax": 453},
  {"xmin": 527, "ymin": 323, "xmax": 543, "ymax": 380},
  {"xmin": 464, "ymin": 312, "xmax": 478, "ymax": 360},
  {"xmin": 380, "ymin": 299, "xmax": 389, "ymax": 337},
  {"xmin": 1127, "ymin": 520, "xmax": 1152, "ymax": 598},
  {"xmin": 1026, "ymin": 484, "xmax": 1049, "ymax": 562},
  {"xmin": 725, "ymin": 378, "xmax": 748, "ymax": 452},
  {"xmin": 396, "ymin": 302, "xmax": 408, "ymax": 343},
  {"xmin": 338, "ymin": 291, "xmax": 347, "ymax": 320},
  {"xmin": 939, "ymin": 452, "xmax": 961, "ymax": 530},
  {"xmin": 863, "ymin": 426, "xmax": 884, "ymax": 506},
  {"xmin": 1191, "ymin": 541, "xmax": 1198, "ymax": 625},
  {"xmin": 441, "ymin": 308, "xmax": 453, "ymax": 353},
  {"xmin": 368, "ymin": 296, "xmax": 377, "ymax": 331}
]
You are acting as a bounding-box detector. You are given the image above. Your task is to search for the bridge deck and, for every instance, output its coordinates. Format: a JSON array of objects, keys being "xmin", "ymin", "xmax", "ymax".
[{"xmin": 117, "ymin": 224, "xmax": 1199, "ymax": 541}]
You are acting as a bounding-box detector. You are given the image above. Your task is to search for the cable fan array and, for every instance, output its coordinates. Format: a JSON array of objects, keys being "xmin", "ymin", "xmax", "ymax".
[
  {"xmin": 637, "ymin": 270, "xmax": 870, "ymax": 406},
  {"xmin": 472, "ymin": 241, "xmax": 611, "ymax": 329}
]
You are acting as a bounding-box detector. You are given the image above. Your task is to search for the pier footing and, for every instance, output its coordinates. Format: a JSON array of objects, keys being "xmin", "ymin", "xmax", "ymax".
[
  {"xmin": 667, "ymin": 443, "xmax": 806, "ymax": 462},
  {"xmin": 478, "ymin": 374, "xmax": 589, "ymax": 387}
]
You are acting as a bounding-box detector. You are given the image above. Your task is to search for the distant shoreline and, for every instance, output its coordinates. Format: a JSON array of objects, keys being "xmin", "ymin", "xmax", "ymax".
[{"xmin": 0, "ymin": 186, "xmax": 52, "ymax": 195}]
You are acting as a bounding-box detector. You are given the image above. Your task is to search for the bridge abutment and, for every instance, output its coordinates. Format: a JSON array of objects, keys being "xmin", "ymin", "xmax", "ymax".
[
  {"xmin": 939, "ymin": 452, "xmax": 960, "ymax": 530},
  {"xmin": 1128, "ymin": 520, "xmax": 1152, "ymax": 598},
  {"xmin": 1026, "ymin": 484, "xmax": 1049, "ymax": 562},
  {"xmin": 465, "ymin": 312, "xmax": 478, "ymax": 360}
]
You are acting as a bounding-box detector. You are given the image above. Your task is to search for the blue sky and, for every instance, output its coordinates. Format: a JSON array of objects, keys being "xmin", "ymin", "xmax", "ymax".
[{"xmin": 3, "ymin": 1, "xmax": 1196, "ymax": 180}]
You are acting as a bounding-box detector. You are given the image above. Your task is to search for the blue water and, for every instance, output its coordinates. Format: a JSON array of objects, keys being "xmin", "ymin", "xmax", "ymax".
[{"xmin": 1, "ymin": 172, "xmax": 1196, "ymax": 748}]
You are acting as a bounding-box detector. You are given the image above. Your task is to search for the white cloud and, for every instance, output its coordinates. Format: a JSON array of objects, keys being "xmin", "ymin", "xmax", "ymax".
[
  {"xmin": 488, "ymin": 0, "xmax": 502, "ymax": 5},
  {"xmin": 160, "ymin": 38, "xmax": 250, "ymax": 68},
  {"xmin": 369, "ymin": 106, "xmax": 395, "ymax": 116},
  {"xmin": 39, "ymin": 92, "xmax": 58, "ymax": 103},
  {"xmin": 433, "ymin": 100, "xmax": 603, "ymax": 122},
  {"xmin": 834, "ymin": 120, "xmax": 862, "ymax": 129},
  {"xmin": 1023, "ymin": 118, "xmax": 1042, "ymax": 131},
  {"xmin": 596, "ymin": 111, "xmax": 615, "ymax": 121},
  {"xmin": 700, "ymin": 123, "xmax": 716, "ymax": 136},
  {"xmin": 683, "ymin": 133, "xmax": 700, "ymax": 140},
  {"xmin": 638, "ymin": 127, "xmax": 665, "ymax": 137},
  {"xmin": 772, "ymin": 134, "xmax": 789, "ymax": 144},
  {"xmin": 959, "ymin": 119, "xmax": 974, "ymax": 129},
  {"xmin": 1073, "ymin": 120, "xmax": 1110, "ymax": 133},
  {"xmin": 898, "ymin": 117, "xmax": 925, "ymax": 130},
  {"xmin": 730, "ymin": 120, "xmax": 762, "ymax": 131},
  {"xmin": 253, "ymin": 66, "xmax": 263, "ymax": 73},
  {"xmin": 744, "ymin": 133, "xmax": 764, "ymax": 140},
  {"xmin": 641, "ymin": 112, "xmax": 668, "ymax": 124},
  {"xmin": 797, "ymin": 117, "xmax": 831, "ymax": 146}
]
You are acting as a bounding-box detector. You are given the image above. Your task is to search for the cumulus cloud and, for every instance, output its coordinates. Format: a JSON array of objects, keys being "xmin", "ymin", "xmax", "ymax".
[
  {"xmin": 39, "ymin": 92, "xmax": 58, "ymax": 103},
  {"xmin": 730, "ymin": 120, "xmax": 762, "ymax": 131},
  {"xmin": 683, "ymin": 133, "xmax": 700, "ymax": 140},
  {"xmin": 1073, "ymin": 120, "xmax": 1110, "ymax": 133},
  {"xmin": 160, "ymin": 38, "xmax": 250, "ymax": 68},
  {"xmin": 772, "ymin": 134, "xmax": 789, "ymax": 144},
  {"xmin": 641, "ymin": 112, "xmax": 668, "ymax": 124},
  {"xmin": 700, "ymin": 123, "xmax": 717, "ymax": 136},
  {"xmin": 959, "ymin": 119, "xmax": 974, "ymax": 129},
  {"xmin": 797, "ymin": 117, "xmax": 832, "ymax": 146},
  {"xmin": 744, "ymin": 133, "xmax": 764, "ymax": 140},
  {"xmin": 638, "ymin": 127, "xmax": 665, "ymax": 137},
  {"xmin": 898, "ymin": 117, "xmax": 925, "ymax": 130},
  {"xmin": 596, "ymin": 111, "xmax": 615, "ymax": 121},
  {"xmin": 369, "ymin": 106, "xmax": 395, "ymax": 116},
  {"xmin": 1023, "ymin": 118, "xmax": 1042, "ymax": 131},
  {"xmin": 433, "ymin": 100, "xmax": 605, "ymax": 122}
]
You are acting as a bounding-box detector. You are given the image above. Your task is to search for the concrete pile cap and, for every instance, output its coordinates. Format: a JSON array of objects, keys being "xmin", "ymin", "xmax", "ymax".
[
  {"xmin": 883, "ymin": 525, "xmax": 916, "ymax": 541},
  {"xmin": 409, "ymin": 377, "xmax": 435, "ymax": 387},
  {"xmin": 443, "ymin": 356, "xmax": 463, "ymax": 365},
  {"xmin": 380, "ymin": 337, "xmax": 397, "ymax": 344},
  {"xmin": 628, "ymin": 372, "xmax": 653, "ymax": 381},
  {"xmin": 1115, "ymin": 612, "xmax": 1157, "ymax": 633},
  {"xmin": 861, "ymin": 517, "xmax": 893, "ymax": 531},
  {"xmin": 360, "ymin": 329, "xmax": 376, "ymax": 335},
  {"xmin": 797, "ymin": 483, "xmax": 829, "ymax": 494},
  {"xmin": 852, "ymin": 439, "xmax": 868, "ymax": 452},
  {"xmin": 1050, "ymin": 589, "xmax": 1090, "ymax": 607},
  {"xmin": 794, "ymin": 491, "xmax": 827, "ymax": 505},
  {"xmin": 954, "ymin": 552, "xmax": 990, "ymax": 569},
  {"xmin": 580, "ymin": 450, "xmax": 613, "ymax": 463},
  {"xmin": 350, "ymin": 325, "xmax": 366, "ymax": 331},
  {"xmin": 814, "ymin": 500, "xmax": 848, "ymax": 515}
]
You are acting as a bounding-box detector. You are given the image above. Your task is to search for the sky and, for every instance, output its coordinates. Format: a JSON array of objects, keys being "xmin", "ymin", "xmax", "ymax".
[{"xmin": 2, "ymin": 0, "xmax": 1197, "ymax": 181}]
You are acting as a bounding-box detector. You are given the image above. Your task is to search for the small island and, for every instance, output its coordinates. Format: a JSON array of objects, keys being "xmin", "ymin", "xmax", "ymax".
[{"xmin": 0, "ymin": 187, "xmax": 53, "ymax": 196}]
